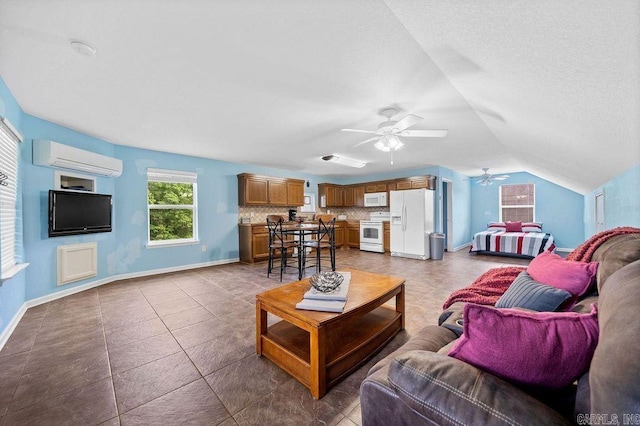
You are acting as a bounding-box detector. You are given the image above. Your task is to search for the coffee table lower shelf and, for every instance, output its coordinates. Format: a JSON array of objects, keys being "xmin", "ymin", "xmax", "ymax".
[{"xmin": 259, "ymin": 306, "xmax": 402, "ymax": 396}]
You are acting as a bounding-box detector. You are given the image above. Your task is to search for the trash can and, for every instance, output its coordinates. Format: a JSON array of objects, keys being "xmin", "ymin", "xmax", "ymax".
[{"xmin": 429, "ymin": 233, "xmax": 445, "ymax": 260}]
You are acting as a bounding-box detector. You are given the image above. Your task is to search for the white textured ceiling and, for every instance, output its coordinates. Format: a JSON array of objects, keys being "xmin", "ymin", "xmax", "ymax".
[{"xmin": 0, "ymin": 0, "xmax": 638, "ymax": 194}]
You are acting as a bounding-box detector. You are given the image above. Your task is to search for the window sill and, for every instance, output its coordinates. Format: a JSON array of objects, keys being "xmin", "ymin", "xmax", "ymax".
[
  {"xmin": 146, "ymin": 240, "xmax": 200, "ymax": 249},
  {"xmin": 1, "ymin": 263, "xmax": 30, "ymax": 284}
]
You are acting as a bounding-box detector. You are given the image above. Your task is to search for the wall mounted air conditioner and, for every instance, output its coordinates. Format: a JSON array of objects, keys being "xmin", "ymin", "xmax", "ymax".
[{"xmin": 33, "ymin": 140, "xmax": 123, "ymax": 177}]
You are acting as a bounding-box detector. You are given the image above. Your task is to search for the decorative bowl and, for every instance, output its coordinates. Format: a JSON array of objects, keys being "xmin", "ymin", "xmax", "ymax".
[{"xmin": 309, "ymin": 272, "xmax": 344, "ymax": 293}]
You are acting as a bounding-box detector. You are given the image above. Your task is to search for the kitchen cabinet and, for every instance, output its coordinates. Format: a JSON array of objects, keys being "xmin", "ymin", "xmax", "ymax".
[
  {"xmin": 394, "ymin": 176, "xmax": 436, "ymax": 190},
  {"xmin": 384, "ymin": 222, "xmax": 390, "ymax": 252},
  {"xmin": 343, "ymin": 185, "xmax": 365, "ymax": 207},
  {"xmin": 287, "ymin": 180, "xmax": 305, "ymax": 206},
  {"xmin": 364, "ymin": 182, "xmax": 388, "ymax": 193},
  {"xmin": 318, "ymin": 183, "xmax": 344, "ymax": 207},
  {"xmin": 239, "ymin": 224, "xmax": 271, "ymax": 263},
  {"xmin": 238, "ymin": 173, "xmax": 305, "ymax": 206},
  {"xmin": 346, "ymin": 221, "xmax": 360, "ymax": 248},
  {"xmin": 334, "ymin": 221, "xmax": 345, "ymax": 247}
]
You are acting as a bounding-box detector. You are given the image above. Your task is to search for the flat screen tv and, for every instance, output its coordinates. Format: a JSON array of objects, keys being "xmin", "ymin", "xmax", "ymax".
[{"xmin": 48, "ymin": 190, "xmax": 112, "ymax": 237}]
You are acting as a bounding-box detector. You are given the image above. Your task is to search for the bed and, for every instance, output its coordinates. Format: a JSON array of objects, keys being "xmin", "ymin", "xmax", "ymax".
[{"xmin": 470, "ymin": 221, "xmax": 555, "ymax": 259}]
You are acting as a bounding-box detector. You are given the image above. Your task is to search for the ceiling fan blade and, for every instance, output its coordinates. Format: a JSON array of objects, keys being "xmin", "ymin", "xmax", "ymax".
[
  {"xmin": 493, "ymin": 175, "xmax": 509, "ymax": 180},
  {"xmin": 353, "ymin": 136, "xmax": 381, "ymax": 148},
  {"xmin": 391, "ymin": 114, "xmax": 422, "ymax": 132},
  {"xmin": 475, "ymin": 178, "xmax": 484, "ymax": 183},
  {"xmin": 341, "ymin": 128, "xmax": 377, "ymax": 134},
  {"xmin": 398, "ymin": 129, "xmax": 448, "ymax": 138}
]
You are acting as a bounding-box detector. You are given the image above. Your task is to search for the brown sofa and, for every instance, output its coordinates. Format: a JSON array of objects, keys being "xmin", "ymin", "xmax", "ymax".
[{"xmin": 361, "ymin": 233, "xmax": 640, "ymax": 425}]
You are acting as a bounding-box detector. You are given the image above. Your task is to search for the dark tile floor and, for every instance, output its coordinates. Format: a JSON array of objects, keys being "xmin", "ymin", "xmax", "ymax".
[{"xmin": 0, "ymin": 249, "xmax": 527, "ymax": 425}]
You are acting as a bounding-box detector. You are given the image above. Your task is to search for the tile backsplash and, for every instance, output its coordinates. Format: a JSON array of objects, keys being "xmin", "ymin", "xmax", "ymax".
[{"xmin": 238, "ymin": 206, "xmax": 388, "ymax": 223}]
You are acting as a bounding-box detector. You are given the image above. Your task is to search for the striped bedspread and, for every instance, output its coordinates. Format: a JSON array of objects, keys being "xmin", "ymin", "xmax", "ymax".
[{"xmin": 470, "ymin": 230, "xmax": 555, "ymax": 258}]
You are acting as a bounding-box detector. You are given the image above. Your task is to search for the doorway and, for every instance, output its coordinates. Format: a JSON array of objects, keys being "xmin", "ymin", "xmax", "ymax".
[{"xmin": 442, "ymin": 179, "xmax": 453, "ymax": 250}]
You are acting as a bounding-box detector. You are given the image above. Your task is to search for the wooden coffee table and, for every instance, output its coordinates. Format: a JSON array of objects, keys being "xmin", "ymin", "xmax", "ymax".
[{"xmin": 256, "ymin": 269, "xmax": 405, "ymax": 399}]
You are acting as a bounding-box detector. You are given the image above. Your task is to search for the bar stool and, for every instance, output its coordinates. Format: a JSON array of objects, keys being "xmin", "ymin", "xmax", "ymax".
[
  {"xmin": 302, "ymin": 217, "xmax": 336, "ymax": 273},
  {"xmin": 266, "ymin": 215, "xmax": 299, "ymax": 281}
]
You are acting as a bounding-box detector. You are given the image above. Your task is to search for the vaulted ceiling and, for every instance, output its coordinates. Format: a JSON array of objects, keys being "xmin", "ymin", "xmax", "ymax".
[{"xmin": 1, "ymin": 0, "xmax": 638, "ymax": 194}]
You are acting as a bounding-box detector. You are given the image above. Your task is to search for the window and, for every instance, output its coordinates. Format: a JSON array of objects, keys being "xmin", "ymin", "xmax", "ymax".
[
  {"xmin": 499, "ymin": 183, "xmax": 535, "ymax": 222},
  {"xmin": 0, "ymin": 117, "xmax": 23, "ymax": 278},
  {"xmin": 147, "ymin": 168, "xmax": 198, "ymax": 246}
]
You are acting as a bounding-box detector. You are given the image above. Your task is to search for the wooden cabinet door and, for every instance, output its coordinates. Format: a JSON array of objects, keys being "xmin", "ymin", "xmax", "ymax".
[
  {"xmin": 395, "ymin": 180, "xmax": 412, "ymax": 190},
  {"xmin": 244, "ymin": 176, "xmax": 269, "ymax": 205},
  {"xmin": 268, "ymin": 180, "xmax": 288, "ymax": 205},
  {"xmin": 383, "ymin": 223, "xmax": 390, "ymax": 252},
  {"xmin": 346, "ymin": 224, "xmax": 360, "ymax": 248},
  {"xmin": 334, "ymin": 225, "xmax": 344, "ymax": 248},
  {"xmin": 287, "ymin": 180, "xmax": 305, "ymax": 206},
  {"xmin": 252, "ymin": 230, "xmax": 271, "ymax": 261},
  {"xmin": 327, "ymin": 185, "xmax": 343, "ymax": 207},
  {"xmin": 343, "ymin": 187, "xmax": 355, "ymax": 207},
  {"xmin": 354, "ymin": 186, "xmax": 365, "ymax": 207}
]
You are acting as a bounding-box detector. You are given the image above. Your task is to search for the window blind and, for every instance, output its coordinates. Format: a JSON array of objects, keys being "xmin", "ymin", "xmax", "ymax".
[
  {"xmin": 0, "ymin": 117, "xmax": 23, "ymax": 274},
  {"xmin": 147, "ymin": 168, "xmax": 197, "ymax": 183}
]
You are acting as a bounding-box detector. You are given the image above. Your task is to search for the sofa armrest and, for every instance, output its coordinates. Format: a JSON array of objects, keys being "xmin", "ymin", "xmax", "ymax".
[{"xmin": 388, "ymin": 351, "xmax": 571, "ymax": 426}]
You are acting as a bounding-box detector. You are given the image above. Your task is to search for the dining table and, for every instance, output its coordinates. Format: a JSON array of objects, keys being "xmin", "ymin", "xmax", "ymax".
[{"xmin": 280, "ymin": 222, "xmax": 319, "ymax": 280}]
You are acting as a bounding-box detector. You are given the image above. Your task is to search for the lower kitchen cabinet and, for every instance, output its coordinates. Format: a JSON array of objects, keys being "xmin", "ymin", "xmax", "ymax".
[
  {"xmin": 346, "ymin": 221, "xmax": 360, "ymax": 248},
  {"xmin": 384, "ymin": 222, "xmax": 390, "ymax": 252}
]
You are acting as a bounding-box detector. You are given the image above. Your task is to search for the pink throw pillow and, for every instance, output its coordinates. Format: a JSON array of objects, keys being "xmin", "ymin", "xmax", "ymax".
[
  {"xmin": 527, "ymin": 251, "xmax": 598, "ymax": 298},
  {"xmin": 448, "ymin": 303, "xmax": 599, "ymax": 389},
  {"xmin": 505, "ymin": 221, "xmax": 523, "ymax": 232}
]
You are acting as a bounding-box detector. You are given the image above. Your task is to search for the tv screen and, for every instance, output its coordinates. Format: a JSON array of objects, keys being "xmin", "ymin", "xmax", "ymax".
[{"xmin": 48, "ymin": 190, "xmax": 112, "ymax": 237}]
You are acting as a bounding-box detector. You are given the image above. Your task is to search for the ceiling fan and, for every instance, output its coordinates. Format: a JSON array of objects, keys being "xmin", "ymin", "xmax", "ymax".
[
  {"xmin": 476, "ymin": 168, "xmax": 510, "ymax": 186},
  {"xmin": 341, "ymin": 107, "xmax": 448, "ymax": 164}
]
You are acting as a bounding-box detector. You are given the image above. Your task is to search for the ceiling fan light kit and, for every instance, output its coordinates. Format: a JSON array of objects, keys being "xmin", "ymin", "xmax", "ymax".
[
  {"xmin": 341, "ymin": 106, "xmax": 447, "ymax": 164},
  {"xmin": 321, "ymin": 154, "xmax": 366, "ymax": 168}
]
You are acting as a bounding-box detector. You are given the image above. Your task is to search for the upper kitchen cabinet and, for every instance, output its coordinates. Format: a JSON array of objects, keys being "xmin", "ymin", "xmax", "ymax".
[
  {"xmin": 237, "ymin": 173, "xmax": 305, "ymax": 206},
  {"xmin": 287, "ymin": 180, "xmax": 305, "ymax": 206},
  {"xmin": 344, "ymin": 185, "xmax": 365, "ymax": 207},
  {"xmin": 395, "ymin": 175, "xmax": 436, "ymax": 190},
  {"xmin": 318, "ymin": 183, "xmax": 344, "ymax": 207},
  {"xmin": 364, "ymin": 182, "xmax": 388, "ymax": 193}
]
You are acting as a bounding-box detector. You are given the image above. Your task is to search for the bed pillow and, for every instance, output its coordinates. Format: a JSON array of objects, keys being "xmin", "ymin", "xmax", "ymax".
[
  {"xmin": 522, "ymin": 222, "xmax": 543, "ymax": 232},
  {"xmin": 505, "ymin": 221, "xmax": 523, "ymax": 232},
  {"xmin": 527, "ymin": 252, "xmax": 598, "ymax": 298},
  {"xmin": 496, "ymin": 271, "xmax": 572, "ymax": 311},
  {"xmin": 448, "ymin": 303, "xmax": 599, "ymax": 389},
  {"xmin": 487, "ymin": 222, "xmax": 506, "ymax": 231}
]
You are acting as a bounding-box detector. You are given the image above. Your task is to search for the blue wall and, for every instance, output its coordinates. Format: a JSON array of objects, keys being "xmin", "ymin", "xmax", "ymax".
[
  {"xmin": 0, "ymin": 77, "xmax": 27, "ymax": 336},
  {"xmin": 584, "ymin": 163, "xmax": 640, "ymax": 237},
  {"xmin": 470, "ymin": 172, "xmax": 585, "ymax": 250}
]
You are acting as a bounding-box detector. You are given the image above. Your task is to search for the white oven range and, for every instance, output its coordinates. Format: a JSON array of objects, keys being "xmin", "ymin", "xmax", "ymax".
[{"xmin": 360, "ymin": 211, "xmax": 390, "ymax": 253}]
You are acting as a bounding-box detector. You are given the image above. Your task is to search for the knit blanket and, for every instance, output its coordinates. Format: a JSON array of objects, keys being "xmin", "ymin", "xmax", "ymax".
[
  {"xmin": 442, "ymin": 266, "xmax": 525, "ymax": 309},
  {"xmin": 565, "ymin": 226, "xmax": 640, "ymax": 262}
]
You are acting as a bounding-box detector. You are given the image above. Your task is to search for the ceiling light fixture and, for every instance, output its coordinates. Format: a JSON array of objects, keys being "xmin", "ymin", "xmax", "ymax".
[
  {"xmin": 373, "ymin": 135, "xmax": 404, "ymax": 164},
  {"xmin": 322, "ymin": 155, "xmax": 366, "ymax": 168},
  {"xmin": 69, "ymin": 40, "xmax": 97, "ymax": 57}
]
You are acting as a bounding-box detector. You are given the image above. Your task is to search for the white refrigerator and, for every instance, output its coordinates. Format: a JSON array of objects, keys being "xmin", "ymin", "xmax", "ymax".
[{"xmin": 390, "ymin": 189, "xmax": 435, "ymax": 260}]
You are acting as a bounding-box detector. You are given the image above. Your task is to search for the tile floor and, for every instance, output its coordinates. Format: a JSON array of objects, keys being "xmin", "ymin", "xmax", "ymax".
[{"xmin": 0, "ymin": 249, "xmax": 527, "ymax": 425}]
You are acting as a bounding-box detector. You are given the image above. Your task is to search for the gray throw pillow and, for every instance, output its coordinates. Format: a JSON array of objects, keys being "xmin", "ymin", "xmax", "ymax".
[{"xmin": 496, "ymin": 271, "xmax": 571, "ymax": 311}]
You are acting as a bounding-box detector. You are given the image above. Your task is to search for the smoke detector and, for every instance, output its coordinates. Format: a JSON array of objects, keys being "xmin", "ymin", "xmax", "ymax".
[{"xmin": 70, "ymin": 40, "xmax": 97, "ymax": 57}]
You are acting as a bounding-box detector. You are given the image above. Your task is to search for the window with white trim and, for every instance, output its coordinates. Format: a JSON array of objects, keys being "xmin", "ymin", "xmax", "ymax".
[
  {"xmin": 499, "ymin": 183, "xmax": 535, "ymax": 222},
  {"xmin": 0, "ymin": 117, "xmax": 22, "ymax": 276},
  {"xmin": 147, "ymin": 168, "xmax": 198, "ymax": 246}
]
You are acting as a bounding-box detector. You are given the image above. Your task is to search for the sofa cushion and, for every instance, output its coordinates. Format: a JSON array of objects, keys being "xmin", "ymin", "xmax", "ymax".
[
  {"xmin": 496, "ymin": 270, "xmax": 572, "ymax": 311},
  {"xmin": 590, "ymin": 259, "xmax": 640, "ymax": 417},
  {"xmin": 388, "ymin": 351, "xmax": 572, "ymax": 425},
  {"xmin": 590, "ymin": 233, "xmax": 640, "ymax": 292},
  {"xmin": 448, "ymin": 303, "xmax": 599, "ymax": 389},
  {"xmin": 527, "ymin": 251, "xmax": 598, "ymax": 301}
]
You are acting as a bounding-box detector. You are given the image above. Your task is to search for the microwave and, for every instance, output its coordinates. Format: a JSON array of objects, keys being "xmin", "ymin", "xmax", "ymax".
[{"xmin": 364, "ymin": 192, "xmax": 388, "ymax": 207}]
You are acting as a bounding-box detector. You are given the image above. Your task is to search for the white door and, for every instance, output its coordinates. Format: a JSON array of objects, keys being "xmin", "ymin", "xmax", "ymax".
[
  {"xmin": 595, "ymin": 192, "xmax": 605, "ymax": 233},
  {"xmin": 390, "ymin": 191, "xmax": 404, "ymax": 253},
  {"xmin": 403, "ymin": 189, "xmax": 427, "ymax": 257}
]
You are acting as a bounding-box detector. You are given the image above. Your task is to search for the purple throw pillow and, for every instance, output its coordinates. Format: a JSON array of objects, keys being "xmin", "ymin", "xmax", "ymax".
[
  {"xmin": 527, "ymin": 251, "xmax": 598, "ymax": 298},
  {"xmin": 505, "ymin": 221, "xmax": 523, "ymax": 232},
  {"xmin": 448, "ymin": 303, "xmax": 599, "ymax": 389}
]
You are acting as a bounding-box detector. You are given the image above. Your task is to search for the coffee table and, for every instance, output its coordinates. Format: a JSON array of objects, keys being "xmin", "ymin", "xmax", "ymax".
[{"xmin": 256, "ymin": 269, "xmax": 405, "ymax": 398}]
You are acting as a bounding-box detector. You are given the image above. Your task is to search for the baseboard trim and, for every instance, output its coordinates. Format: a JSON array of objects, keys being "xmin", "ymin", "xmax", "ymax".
[
  {"xmin": 451, "ymin": 242, "xmax": 472, "ymax": 252},
  {"xmin": 1, "ymin": 257, "xmax": 239, "ymax": 350},
  {"xmin": 0, "ymin": 304, "xmax": 27, "ymax": 351}
]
